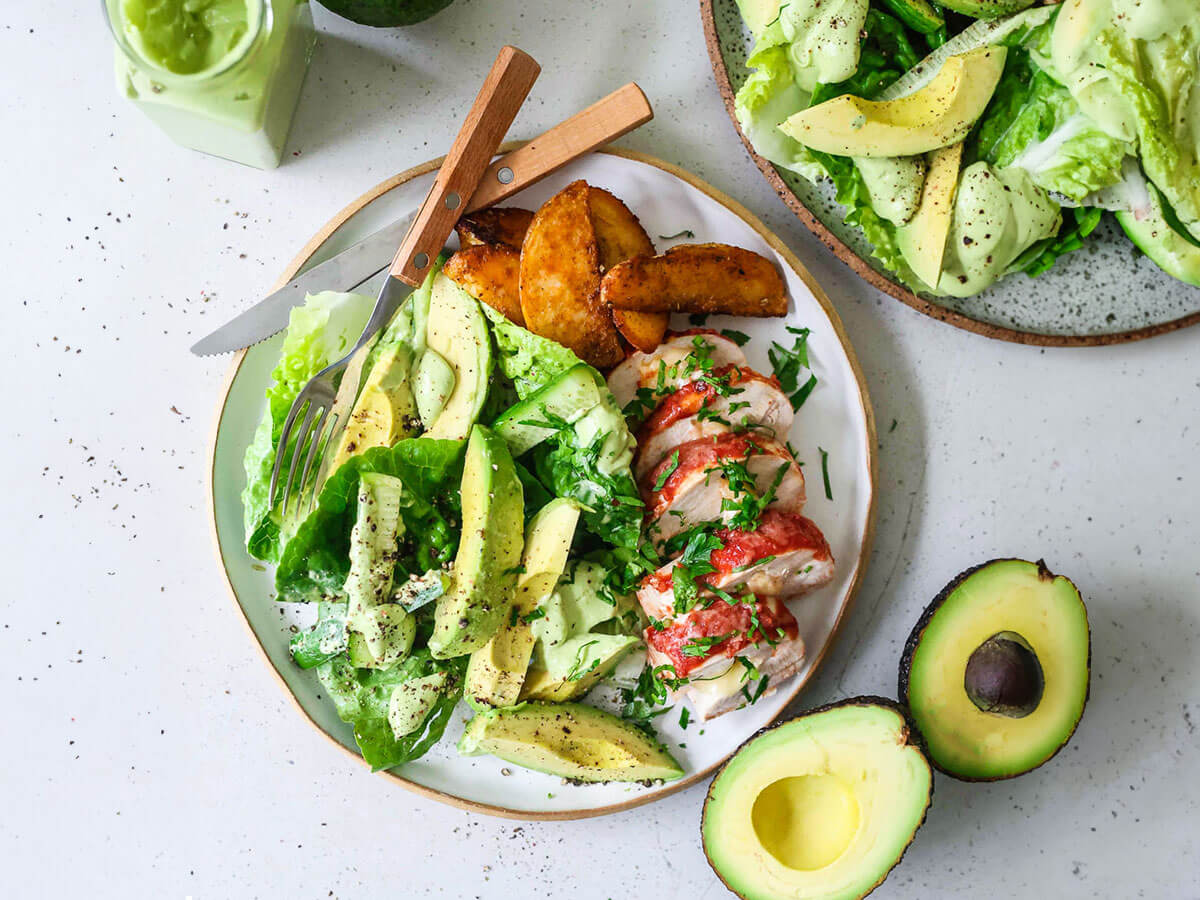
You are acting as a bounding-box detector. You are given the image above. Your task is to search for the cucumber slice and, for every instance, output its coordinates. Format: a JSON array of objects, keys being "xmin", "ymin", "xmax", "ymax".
[
  {"xmin": 880, "ymin": 0, "xmax": 944, "ymax": 33},
  {"xmin": 491, "ymin": 363, "xmax": 603, "ymax": 457}
]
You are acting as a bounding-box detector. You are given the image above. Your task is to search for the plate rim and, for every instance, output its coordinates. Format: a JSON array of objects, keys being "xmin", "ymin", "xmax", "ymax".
[
  {"xmin": 698, "ymin": 0, "xmax": 1200, "ymax": 347},
  {"xmin": 205, "ymin": 145, "xmax": 879, "ymax": 820}
]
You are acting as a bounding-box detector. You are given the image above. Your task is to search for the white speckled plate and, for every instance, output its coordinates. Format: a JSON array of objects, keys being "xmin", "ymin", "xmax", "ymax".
[
  {"xmin": 207, "ymin": 148, "xmax": 876, "ymax": 819},
  {"xmin": 701, "ymin": 0, "xmax": 1200, "ymax": 345}
]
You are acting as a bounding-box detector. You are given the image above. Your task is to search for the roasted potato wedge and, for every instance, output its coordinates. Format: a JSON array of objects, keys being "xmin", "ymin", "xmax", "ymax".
[
  {"xmin": 455, "ymin": 207, "xmax": 534, "ymax": 250},
  {"xmin": 519, "ymin": 180, "xmax": 623, "ymax": 368},
  {"xmin": 600, "ymin": 243, "xmax": 787, "ymax": 318},
  {"xmin": 587, "ymin": 187, "xmax": 667, "ymax": 353},
  {"xmin": 444, "ymin": 244, "xmax": 524, "ymax": 326}
]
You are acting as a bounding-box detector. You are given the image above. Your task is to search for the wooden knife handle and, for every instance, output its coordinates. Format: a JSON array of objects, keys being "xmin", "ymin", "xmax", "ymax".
[
  {"xmin": 465, "ymin": 83, "xmax": 654, "ymax": 213},
  {"xmin": 390, "ymin": 46, "xmax": 540, "ymax": 285}
]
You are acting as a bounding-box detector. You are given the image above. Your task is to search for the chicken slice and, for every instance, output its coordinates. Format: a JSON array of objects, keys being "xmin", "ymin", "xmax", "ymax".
[
  {"xmin": 634, "ymin": 366, "xmax": 793, "ymax": 479},
  {"xmin": 606, "ymin": 329, "xmax": 747, "ymax": 410},
  {"xmin": 637, "ymin": 510, "xmax": 835, "ymax": 621},
  {"xmin": 641, "ymin": 432, "xmax": 806, "ymax": 548}
]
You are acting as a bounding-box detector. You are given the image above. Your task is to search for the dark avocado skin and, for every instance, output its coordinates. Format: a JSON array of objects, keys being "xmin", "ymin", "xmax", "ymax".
[
  {"xmin": 898, "ymin": 558, "xmax": 1092, "ymax": 782},
  {"xmin": 316, "ymin": 0, "xmax": 454, "ymax": 27},
  {"xmin": 701, "ymin": 696, "xmax": 934, "ymax": 900}
]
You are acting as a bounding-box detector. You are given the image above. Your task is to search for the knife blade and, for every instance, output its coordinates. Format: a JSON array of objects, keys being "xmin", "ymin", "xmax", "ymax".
[
  {"xmin": 189, "ymin": 211, "xmax": 416, "ymax": 357},
  {"xmin": 190, "ymin": 82, "xmax": 654, "ymax": 357}
]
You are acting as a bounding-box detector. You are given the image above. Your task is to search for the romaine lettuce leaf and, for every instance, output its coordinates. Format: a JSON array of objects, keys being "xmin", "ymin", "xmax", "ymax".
[
  {"xmin": 481, "ymin": 306, "xmax": 581, "ymax": 399},
  {"xmin": 318, "ymin": 650, "xmax": 464, "ymax": 771},
  {"xmin": 973, "ymin": 53, "xmax": 1131, "ymax": 201},
  {"xmin": 275, "ymin": 439, "xmax": 465, "ymax": 603},
  {"xmin": 1043, "ymin": 0, "xmax": 1200, "ymax": 230},
  {"xmin": 242, "ymin": 291, "xmax": 374, "ymax": 562}
]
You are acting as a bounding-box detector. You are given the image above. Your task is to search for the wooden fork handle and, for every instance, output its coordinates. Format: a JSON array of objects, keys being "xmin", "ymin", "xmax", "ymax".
[
  {"xmin": 465, "ymin": 83, "xmax": 655, "ymax": 213},
  {"xmin": 390, "ymin": 46, "xmax": 540, "ymax": 286}
]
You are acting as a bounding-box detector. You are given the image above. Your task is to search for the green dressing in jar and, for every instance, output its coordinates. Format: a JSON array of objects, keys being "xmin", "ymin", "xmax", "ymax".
[{"xmin": 105, "ymin": 0, "xmax": 316, "ymax": 169}]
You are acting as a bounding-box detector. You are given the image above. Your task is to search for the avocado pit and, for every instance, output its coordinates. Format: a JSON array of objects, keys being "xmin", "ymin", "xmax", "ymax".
[{"xmin": 964, "ymin": 631, "xmax": 1044, "ymax": 718}]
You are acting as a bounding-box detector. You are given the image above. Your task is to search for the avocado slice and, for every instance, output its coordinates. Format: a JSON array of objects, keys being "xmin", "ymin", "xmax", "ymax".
[
  {"xmin": 464, "ymin": 497, "xmax": 582, "ymax": 710},
  {"xmin": 428, "ymin": 426, "xmax": 524, "ymax": 659},
  {"xmin": 423, "ymin": 273, "xmax": 492, "ymax": 441},
  {"xmin": 702, "ymin": 698, "xmax": 932, "ymax": 900},
  {"xmin": 938, "ymin": 0, "xmax": 1035, "ymax": 18},
  {"xmin": 326, "ymin": 343, "xmax": 420, "ymax": 473},
  {"xmin": 458, "ymin": 701, "xmax": 684, "ymax": 783},
  {"xmin": 779, "ymin": 47, "xmax": 1007, "ymax": 157},
  {"xmin": 1117, "ymin": 189, "xmax": 1200, "ymax": 287},
  {"xmin": 899, "ymin": 559, "xmax": 1091, "ymax": 781},
  {"xmin": 518, "ymin": 635, "xmax": 640, "ymax": 702},
  {"xmin": 897, "ymin": 142, "xmax": 965, "ymax": 289}
]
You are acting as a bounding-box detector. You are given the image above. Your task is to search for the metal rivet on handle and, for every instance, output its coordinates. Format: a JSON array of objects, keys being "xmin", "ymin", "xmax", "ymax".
[
  {"xmin": 497, "ymin": 167, "xmax": 514, "ymax": 184},
  {"xmin": 414, "ymin": 252, "xmax": 429, "ymax": 270},
  {"xmin": 444, "ymin": 192, "xmax": 461, "ymax": 210}
]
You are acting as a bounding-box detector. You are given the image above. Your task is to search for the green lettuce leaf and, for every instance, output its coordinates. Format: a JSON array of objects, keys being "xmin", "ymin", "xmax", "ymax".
[
  {"xmin": 1011, "ymin": 206, "xmax": 1104, "ymax": 276},
  {"xmin": 318, "ymin": 650, "xmax": 464, "ymax": 771},
  {"xmin": 275, "ymin": 439, "xmax": 465, "ymax": 603},
  {"xmin": 734, "ymin": 44, "xmax": 828, "ymax": 181},
  {"xmin": 1043, "ymin": 1, "xmax": 1200, "ymax": 230},
  {"xmin": 973, "ymin": 52, "xmax": 1131, "ymax": 201},
  {"xmin": 241, "ymin": 291, "xmax": 374, "ymax": 562},
  {"xmin": 481, "ymin": 306, "xmax": 581, "ymax": 399}
]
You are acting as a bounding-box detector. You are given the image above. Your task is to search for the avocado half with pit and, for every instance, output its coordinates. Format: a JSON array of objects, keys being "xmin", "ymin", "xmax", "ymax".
[
  {"xmin": 900, "ymin": 559, "xmax": 1090, "ymax": 781},
  {"xmin": 702, "ymin": 699, "xmax": 932, "ymax": 900}
]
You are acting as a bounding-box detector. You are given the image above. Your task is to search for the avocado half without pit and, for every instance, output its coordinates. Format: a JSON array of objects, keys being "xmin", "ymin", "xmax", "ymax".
[
  {"xmin": 702, "ymin": 699, "xmax": 932, "ymax": 900},
  {"xmin": 900, "ymin": 558, "xmax": 1090, "ymax": 781}
]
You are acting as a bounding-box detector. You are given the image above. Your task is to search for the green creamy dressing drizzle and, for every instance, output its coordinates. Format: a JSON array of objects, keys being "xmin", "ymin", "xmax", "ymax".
[{"xmin": 121, "ymin": 0, "xmax": 254, "ymax": 75}]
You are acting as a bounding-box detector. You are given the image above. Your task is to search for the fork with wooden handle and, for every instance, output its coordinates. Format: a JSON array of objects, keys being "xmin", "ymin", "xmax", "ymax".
[{"xmin": 269, "ymin": 45, "xmax": 541, "ymax": 518}]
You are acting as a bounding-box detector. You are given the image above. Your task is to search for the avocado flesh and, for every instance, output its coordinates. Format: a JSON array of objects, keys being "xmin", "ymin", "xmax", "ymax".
[
  {"xmin": 897, "ymin": 143, "xmax": 965, "ymax": 288},
  {"xmin": 464, "ymin": 498, "xmax": 581, "ymax": 710},
  {"xmin": 429, "ymin": 426, "xmax": 524, "ymax": 659},
  {"xmin": 424, "ymin": 274, "xmax": 492, "ymax": 441},
  {"xmin": 703, "ymin": 699, "xmax": 932, "ymax": 900},
  {"xmin": 327, "ymin": 344, "xmax": 419, "ymax": 473},
  {"xmin": 779, "ymin": 47, "xmax": 1007, "ymax": 157},
  {"xmin": 900, "ymin": 559, "xmax": 1090, "ymax": 781},
  {"xmin": 458, "ymin": 701, "xmax": 684, "ymax": 783},
  {"xmin": 518, "ymin": 636, "xmax": 639, "ymax": 702},
  {"xmin": 1117, "ymin": 192, "xmax": 1200, "ymax": 288},
  {"xmin": 938, "ymin": 0, "xmax": 1034, "ymax": 18}
]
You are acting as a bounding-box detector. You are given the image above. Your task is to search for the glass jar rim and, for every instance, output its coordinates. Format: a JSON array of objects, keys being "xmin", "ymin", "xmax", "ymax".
[{"xmin": 101, "ymin": 0, "xmax": 272, "ymax": 86}]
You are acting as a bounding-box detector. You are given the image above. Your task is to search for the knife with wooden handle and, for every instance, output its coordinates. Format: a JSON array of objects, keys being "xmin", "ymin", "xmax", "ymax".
[{"xmin": 190, "ymin": 82, "xmax": 654, "ymax": 356}]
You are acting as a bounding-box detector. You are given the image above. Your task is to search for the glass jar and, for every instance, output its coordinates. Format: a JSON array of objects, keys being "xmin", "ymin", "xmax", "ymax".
[{"xmin": 103, "ymin": 0, "xmax": 317, "ymax": 169}]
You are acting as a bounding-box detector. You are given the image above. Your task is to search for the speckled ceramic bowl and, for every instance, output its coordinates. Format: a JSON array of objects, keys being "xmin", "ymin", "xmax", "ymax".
[{"xmin": 701, "ymin": 0, "xmax": 1200, "ymax": 345}]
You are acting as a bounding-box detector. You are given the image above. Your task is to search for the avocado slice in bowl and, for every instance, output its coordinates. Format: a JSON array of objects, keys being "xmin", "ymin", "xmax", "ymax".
[
  {"xmin": 702, "ymin": 698, "xmax": 932, "ymax": 900},
  {"xmin": 899, "ymin": 558, "xmax": 1091, "ymax": 781}
]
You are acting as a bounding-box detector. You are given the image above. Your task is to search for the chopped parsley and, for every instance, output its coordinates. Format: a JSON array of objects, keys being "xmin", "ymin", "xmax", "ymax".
[
  {"xmin": 681, "ymin": 631, "xmax": 739, "ymax": 657},
  {"xmin": 741, "ymin": 673, "xmax": 770, "ymax": 705},
  {"xmin": 678, "ymin": 707, "xmax": 691, "ymax": 729},
  {"xmin": 653, "ymin": 450, "xmax": 681, "ymax": 492},
  {"xmin": 565, "ymin": 640, "xmax": 600, "ymax": 681},
  {"xmin": 737, "ymin": 655, "xmax": 760, "ymax": 683},
  {"xmin": 670, "ymin": 527, "xmax": 724, "ymax": 614},
  {"xmin": 720, "ymin": 329, "xmax": 751, "ymax": 347},
  {"xmin": 722, "ymin": 461, "xmax": 789, "ymax": 532},
  {"xmin": 659, "ymin": 229, "xmax": 696, "ymax": 240},
  {"xmin": 819, "ymin": 446, "xmax": 833, "ymax": 500},
  {"xmin": 768, "ymin": 325, "xmax": 819, "ymax": 411}
]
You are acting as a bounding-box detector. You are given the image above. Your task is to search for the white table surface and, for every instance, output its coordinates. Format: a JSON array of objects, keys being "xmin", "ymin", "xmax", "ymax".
[{"xmin": 4, "ymin": 2, "xmax": 1198, "ymax": 897}]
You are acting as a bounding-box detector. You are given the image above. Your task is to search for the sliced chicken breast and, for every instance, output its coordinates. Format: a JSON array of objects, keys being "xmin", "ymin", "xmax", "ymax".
[
  {"xmin": 633, "ymin": 366, "xmax": 793, "ymax": 478},
  {"xmin": 637, "ymin": 510, "xmax": 835, "ymax": 620},
  {"xmin": 641, "ymin": 432, "xmax": 806, "ymax": 546},
  {"xmin": 643, "ymin": 593, "xmax": 800, "ymax": 679},
  {"xmin": 678, "ymin": 637, "xmax": 807, "ymax": 719},
  {"xmin": 606, "ymin": 330, "xmax": 747, "ymax": 410}
]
